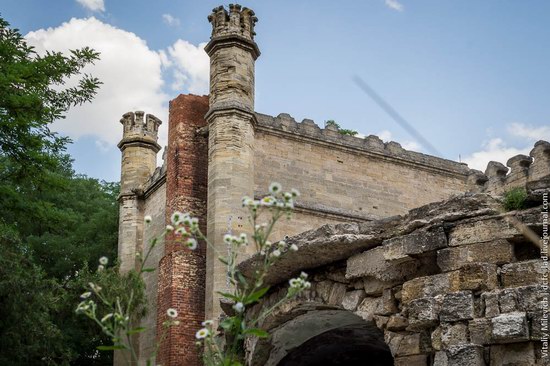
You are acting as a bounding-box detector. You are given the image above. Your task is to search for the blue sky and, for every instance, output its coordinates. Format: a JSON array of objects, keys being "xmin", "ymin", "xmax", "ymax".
[{"xmin": 3, "ymin": 0, "xmax": 549, "ymax": 181}]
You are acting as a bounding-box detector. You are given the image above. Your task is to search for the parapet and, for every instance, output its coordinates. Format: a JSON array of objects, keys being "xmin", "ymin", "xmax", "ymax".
[
  {"xmin": 118, "ymin": 111, "xmax": 162, "ymax": 152},
  {"xmin": 207, "ymin": 4, "xmax": 257, "ymax": 41},
  {"xmin": 254, "ymin": 112, "xmax": 471, "ymax": 176},
  {"xmin": 468, "ymin": 140, "xmax": 550, "ymax": 195}
]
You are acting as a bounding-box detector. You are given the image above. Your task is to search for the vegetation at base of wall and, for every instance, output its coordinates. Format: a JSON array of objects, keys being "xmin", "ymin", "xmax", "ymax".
[
  {"xmin": 80, "ymin": 183, "xmax": 310, "ymax": 366},
  {"xmin": 502, "ymin": 187, "xmax": 528, "ymax": 211},
  {"xmin": 324, "ymin": 120, "xmax": 359, "ymax": 136},
  {"xmin": 0, "ymin": 15, "xmax": 121, "ymax": 365}
]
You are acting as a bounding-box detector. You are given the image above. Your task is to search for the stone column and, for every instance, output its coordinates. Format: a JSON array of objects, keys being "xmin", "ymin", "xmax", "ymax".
[
  {"xmin": 116, "ymin": 111, "xmax": 161, "ymax": 365},
  {"xmin": 204, "ymin": 4, "xmax": 260, "ymax": 319}
]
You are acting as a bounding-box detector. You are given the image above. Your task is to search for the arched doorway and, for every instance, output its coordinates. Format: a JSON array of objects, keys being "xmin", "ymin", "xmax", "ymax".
[{"xmin": 253, "ymin": 309, "xmax": 393, "ymax": 366}]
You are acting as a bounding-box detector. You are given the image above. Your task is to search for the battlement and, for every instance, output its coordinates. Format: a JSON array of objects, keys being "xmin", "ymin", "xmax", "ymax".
[
  {"xmin": 254, "ymin": 112, "xmax": 472, "ymax": 176},
  {"xmin": 120, "ymin": 111, "xmax": 162, "ymax": 140},
  {"xmin": 207, "ymin": 4, "xmax": 257, "ymax": 41},
  {"xmin": 468, "ymin": 140, "xmax": 550, "ymax": 194}
]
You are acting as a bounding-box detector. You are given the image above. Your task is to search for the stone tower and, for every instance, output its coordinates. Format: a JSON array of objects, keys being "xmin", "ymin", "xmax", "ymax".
[
  {"xmin": 204, "ymin": 4, "xmax": 260, "ymax": 318},
  {"xmin": 117, "ymin": 111, "xmax": 162, "ymax": 273}
]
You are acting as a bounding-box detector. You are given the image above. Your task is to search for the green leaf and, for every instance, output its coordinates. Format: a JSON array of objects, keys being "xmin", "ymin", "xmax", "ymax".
[
  {"xmin": 219, "ymin": 317, "xmax": 235, "ymax": 331},
  {"xmin": 127, "ymin": 327, "xmax": 146, "ymax": 335},
  {"xmin": 244, "ymin": 286, "xmax": 270, "ymax": 305},
  {"xmin": 243, "ymin": 328, "xmax": 269, "ymax": 338},
  {"xmin": 216, "ymin": 291, "xmax": 240, "ymax": 301},
  {"xmin": 97, "ymin": 345, "xmax": 126, "ymax": 350}
]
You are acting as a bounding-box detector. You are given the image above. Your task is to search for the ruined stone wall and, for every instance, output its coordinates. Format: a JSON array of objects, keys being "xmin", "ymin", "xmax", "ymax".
[
  {"xmin": 469, "ymin": 140, "xmax": 550, "ymax": 196},
  {"xmin": 241, "ymin": 186, "xmax": 548, "ymax": 366},
  {"xmin": 137, "ymin": 180, "xmax": 166, "ymax": 364},
  {"xmin": 253, "ymin": 113, "xmax": 471, "ymax": 241},
  {"xmin": 157, "ymin": 94, "xmax": 209, "ymax": 366}
]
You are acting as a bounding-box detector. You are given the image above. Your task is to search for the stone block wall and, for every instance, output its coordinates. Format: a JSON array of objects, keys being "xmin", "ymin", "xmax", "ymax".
[
  {"xmin": 253, "ymin": 112, "xmax": 472, "ymax": 242},
  {"xmin": 137, "ymin": 182, "xmax": 166, "ymax": 364},
  {"xmin": 469, "ymin": 140, "xmax": 550, "ymax": 195},
  {"xmin": 241, "ymin": 190, "xmax": 548, "ymax": 366}
]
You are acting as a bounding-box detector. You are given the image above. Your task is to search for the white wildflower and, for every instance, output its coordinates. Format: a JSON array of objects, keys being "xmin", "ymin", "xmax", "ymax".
[
  {"xmin": 202, "ymin": 320, "xmax": 214, "ymax": 326},
  {"xmin": 291, "ymin": 188, "xmax": 300, "ymax": 197},
  {"xmin": 271, "ymin": 249, "xmax": 281, "ymax": 258},
  {"xmin": 99, "ymin": 256, "xmax": 108, "ymax": 265},
  {"xmin": 186, "ymin": 238, "xmax": 198, "ymax": 250},
  {"xmin": 196, "ymin": 328, "xmax": 209, "ymax": 339},
  {"xmin": 166, "ymin": 224, "xmax": 174, "ymax": 232},
  {"xmin": 80, "ymin": 292, "xmax": 92, "ymax": 299},
  {"xmin": 269, "ymin": 182, "xmax": 282, "ymax": 194},
  {"xmin": 144, "ymin": 215, "xmax": 152, "ymax": 223},
  {"xmin": 167, "ymin": 308, "xmax": 178, "ymax": 318},
  {"xmin": 233, "ymin": 302, "xmax": 245, "ymax": 313},
  {"xmin": 97, "ymin": 264, "xmax": 105, "ymax": 272},
  {"xmin": 290, "ymin": 244, "xmax": 298, "ymax": 251},
  {"xmin": 89, "ymin": 282, "xmax": 102, "ymax": 292},
  {"xmin": 101, "ymin": 313, "xmax": 114, "ymax": 323},
  {"xmin": 171, "ymin": 211, "xmax": 184, "ymax": 225}
]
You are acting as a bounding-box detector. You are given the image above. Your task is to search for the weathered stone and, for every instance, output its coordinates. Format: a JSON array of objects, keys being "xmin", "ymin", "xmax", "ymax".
[
  {"xmin": 346, "ymin": 246, "xmax": 418, "ymax": 281},
  {"xmin": 490, "ymin": 342, "xmax": 536, "ymax": 366},
  {"xmin": 383, "ymin": 227, "xmax": 447, "ymax": 263},
  {"xmin": 501, "ymin": 260, "xmax": 545, "ymax": 288},
  {"xmin": 491, "ymin": 312, "xmax": 530, "ymax": 343},
  {"xmin": 387, "ymin": 314, "xmax": 409, "ymax": 331},
  {"xmin": 316, "ymin": 280, "xmax": 333, "ymax": 303},
  {"xmin": 385, "ymin": 332, "xmax": 425, "ymax": 357},
  {"xmin": 527, "ymin": 310, "xmax": 545, "ymax": 340},
  {"xmin": 408, "ymin": 297, "xmax": 441, "ymax": 330},
  {"xmin": 449, "ymin": 218, "xmax": 520, "ymax": 246},
  {"xmin": 446, "ymin": 345, "xmax": 485, "ymax": 366},
  {"xmin": 355, "ymin": 296, "xmax": 382, "ymax": 322},
  {"xmin": 341, "ymin": 289, "xmax": 366, "ymax": 311},
  {"xmin": 433, "ymin": 351, "xmax": 448, "ymax": 366},
  {"xmin": 457, "ymin": 263, "xmax": 498, "ymax": 291},
  {"xmin": 481, "ymin": 291, "xmax": 500, "ymax": 318},
  {"xmin": 499, "ymin": 288, "xmax": 518, "ymax": 313},
  {"xmin": 363, "ymin": 276, "xmax": 397, "ymax": 295},
  {"xmin": 376, "ymin": 288, "xmax": 398, "ymax": 315},
  {"xmin": 373, "ymin": 315, "xmax": 389, "ymax": 330},
  {"xmin": 327, "ymin": 282, "xmax": 347, "ymax": 306},
  {"xmin": 440, "ymin": 323, "xmax": 469, "ymax": 348},
  {"xmin": 516, "ymin": 285, "xmax": 547, "ymax": 312},
  {"xmin": 440, "ymin": 291, "xmax": 475, "ymax": 322},
  {"xmin": 437, "ymin": 239, "xmax": 514, "ymax": 272},
  {"xmin": 394, "ymin": 354, "xmax": 428, "ymax": 366},
  {"xmin": 402, "ymin": 272, "xmax": 460, "ymax": 304},
  {"xmin": 469, "ymin": 318, "xmax": 492, "ymax": 345}
]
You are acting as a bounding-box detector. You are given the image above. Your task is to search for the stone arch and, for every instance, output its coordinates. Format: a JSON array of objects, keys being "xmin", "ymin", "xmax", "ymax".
[
  {"xmin": 239, "ymin": 192, "xmax": 547, "ymax": 365},
  {"xmin": 245, "ymin": 284, "xmax": 393, "ymax": 366}
]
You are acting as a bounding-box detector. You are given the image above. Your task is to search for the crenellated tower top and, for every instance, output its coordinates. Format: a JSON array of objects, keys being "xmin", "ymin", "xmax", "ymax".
[
  {"xmin": 118, "ymin": 111, "xmax": 162, "ymax": 152},
  {"xmin": 208, "ymin": 4, "xmax": 258, "ymax": 41},
  {"xmin": 205, "ymin": 4, "xmax": 260, "ymax": 60}
]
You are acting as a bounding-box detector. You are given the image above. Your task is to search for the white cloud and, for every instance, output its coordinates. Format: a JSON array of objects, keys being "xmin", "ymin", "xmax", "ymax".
[
  {"xmin": 167, "ymin": 40, "xmax": 209, "ymax": 94},
  {"xmin": 162, "ymin": 14, "xmax": 181, "ymax": 27},
  {"xmin": 385, "ymin": 0, "xmax": 404, "ymax": 12},
  {"xmin": 76, "ymin": 0, "xmax": 105, "ymax": 12},
  {"xmin": 25, "ymin": 17, "xmax": 169, "ymax": 147},
  {"xmin": 463, "ymin": 138, "xmax": 530, "ymax": 172},
  {"xmin": 463, "ymin": 122, "xmax": 549, "ymax": 171},
  {"xmin": 507, "ymin": 122, "xmax": 550, "ymax": 142}
]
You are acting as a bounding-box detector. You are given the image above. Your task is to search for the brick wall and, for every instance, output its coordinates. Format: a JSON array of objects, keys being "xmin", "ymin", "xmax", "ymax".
[{"xmin": 157, "ymin": 94, "xmax": 209, "ymax": 366}]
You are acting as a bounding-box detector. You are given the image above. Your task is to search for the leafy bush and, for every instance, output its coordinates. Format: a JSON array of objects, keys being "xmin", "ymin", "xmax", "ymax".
[{"xmin": 503, "ymin": 187, "xmax": 527, "ymax": 211}]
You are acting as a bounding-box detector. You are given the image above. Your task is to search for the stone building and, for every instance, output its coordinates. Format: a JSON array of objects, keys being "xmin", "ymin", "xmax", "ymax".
[{"xmin": 116, "ymin": 4, "xmax": 550, "ymax": 365}]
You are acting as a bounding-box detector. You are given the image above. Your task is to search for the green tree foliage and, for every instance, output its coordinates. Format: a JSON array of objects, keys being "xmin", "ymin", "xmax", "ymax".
[
  {"xmin": 0, "ymin": 15, "xmax": 121, "ymax": 364},
  {"xmin": 324, "ymin": 119, "xmax": 358, "ymax": 136},
  {"xmin": 0, "ymin": 16, "xmax": 100, "ymax": 175}
]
